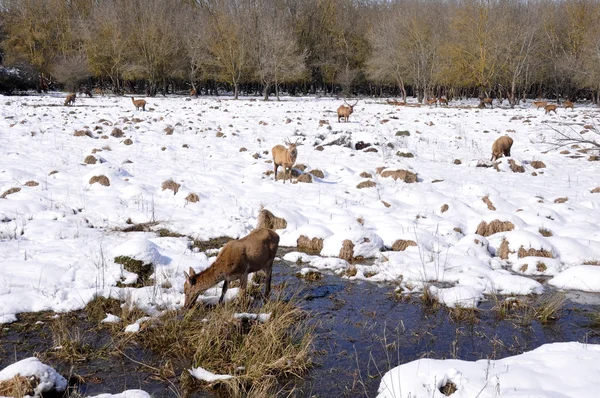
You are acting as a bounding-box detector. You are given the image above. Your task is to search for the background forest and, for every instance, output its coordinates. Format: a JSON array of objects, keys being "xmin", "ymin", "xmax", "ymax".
[{"xmin": 1, "ymin": 0, "xmax": 600, "ymax": 104}]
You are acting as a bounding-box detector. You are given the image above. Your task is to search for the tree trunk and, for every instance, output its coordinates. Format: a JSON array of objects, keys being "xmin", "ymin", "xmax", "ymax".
[
  {"xmin": 234, "ymin": 82, "xmax": 239, "ymax": 99},
  {"xmin": 263, "ymin": 82, "xmax": 270, "ymax": 100}
]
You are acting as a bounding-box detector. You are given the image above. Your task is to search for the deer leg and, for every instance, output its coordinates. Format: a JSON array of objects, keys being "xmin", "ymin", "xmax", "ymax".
[
  {"xmin": 219, "ymin": 280, "xmax": 229, "ymax": 304},
  {"xmin": 264, "ymin": 259, "xmax": 274, "ymax": 300},
  {"xmin": 274, "ymin": 163, "xmax": 279, "ymax": 181}
]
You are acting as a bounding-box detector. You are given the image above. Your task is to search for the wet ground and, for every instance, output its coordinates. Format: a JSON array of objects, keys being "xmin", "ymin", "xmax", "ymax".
[{"xmin": 1, "ymin": 254, "xmax": 599, "ymax": 397}]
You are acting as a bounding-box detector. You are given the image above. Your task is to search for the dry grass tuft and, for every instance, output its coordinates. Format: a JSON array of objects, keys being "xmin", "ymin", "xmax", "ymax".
[
  {"xmin": 475, "ymin": 220, "xmax": 514, "ymax": 237},
  {"xmin": 364, "ymin": 147, "xmax": 378, "ymax": 153},
  {"xmin": 185, "ymin": 193, "xmax": 200, "ymax": 203},
  {"xmin": 295, "ymin": 164, "xmax": 307, "ymax": 171},
  {"xmin": 356, "ymin": 180, "xmax": 376, "ymax": 189},
  {"xmin": 517, "ymin": 246, "xmax": 553, "ymax": 258},
  {"xmin": 508, "ymin": 159, "xmax": 525, "ymax": 173},
  {"xmin": 296, "ymin": 173, "xmax": 312, "ymax": 183},
  {"xmin": 359, "ymin": 171, "xmax": 372, "ymax": 179},
  {"xmin": 111, "ymin": 128, "xmax": 124, "ymax": 138},
  {"xmin": 1, "ymin": 187, "xmax": 21, "ymax": 198},
  {"xmin": 297, "ymin": 235, "xmax": 324, "ymax": 254},
  {"xmin": 239, "ymin": 147, "xmax": 247, "ymax": 152},
  {"xmin": 89, "ymin": 175, "xmax": 110, "ymax": 186},
  {"xmin": 453, "ymin": 159, "xmax": 462, "ymax": 165},
  {"xmin": 162, "ymin": 179, "xmax": 181, "ymax": 195},
  {"xmin": 538, "ymin": 228, "xmax": 553, "ymax": 237},
  {"xmin": 591, "ymin": 187, "xmax": 600, "ymax": 193},
  {"xmin": 257, "ymin": 209, "xmax": 287, "ymax": 230},
  {"xmin": 123, "ymin": 138, "xmax": 133, "ymax": 145},
  {"xmin": 85, "ymin": 295, "xmax": 123, "ymax": 323},
  {"xmin": 530, "ymin": 160, "xmax": 546, "ymax": 169},
  {"xmin": 554, "ymin": 197, "xmax": 568, "ymax": 203},
  {"xmin": 589, "ymin": 155, "xmax": 600, "ymax": 161},
  {"xmin": 380, "ymin": 169, "xmax": 418, "ymax": 183},
  {"xmin": 441, "ymin": 204, "xmax": 449, "ymax": 213},
  {"xmin": 583, "ymin": 260, "xmax": 600, "ymax": 266},
  {"xmin": 391, "ymin": 239, "xmax": 417, "ymax": 251},
  {"xmin": 309, "ymin": 169, "xmax": 324, "ymax": 179},
  {"xmin": 497, "ymin": 239, "xmax": 511, "ymax": 259},
  {"xmin": 0, "ymin": 375, "xmax": 36, "ymax": 397},
  {"xmin": 74, "ymin": 129, "xmax": 94, "ymax": 138},
  {"xmin": 114, "ymin": 255, "xmax": 154, "ymax": 284},
  {"xmin": 164, "ymin": 126, "xmax": 174, "ymax": 135},
  {"xmin": 340, "ymin": 266, "xmax": 358, "ymax": 277},
  {"xmin": 84, "ymin": 155, "xmax": 97, "ymax": 164},
  {"xmin": 396, "ymin": 151, "xmax": 414, "ymax": 158},
  {"xmin": 482, "ymin": 196, "xmax": 496, "ymax": 210},
  {"xmin": 339, "ymin": 240, "xmax": 355, "ymax": 262},
  {"xmin": 439, "ymin": 380, "xmax": 458, "ymax": 396},
  {"xmin": 382, "ymin": 201, "xmax": 391, "ymax": 208},
  {"xmin": 24, "ymin": 181, "xmax": 39, "ymax": 187},
  {"xmin": 296, "ymin": 270, "xmax": 322, "ymax": 281},
  {"xmin": 533, "ymin": 292, "xmax": 566, "ymax": 323},
  {"xmin": 48, "ymin": 170, "xmax": 58, "ymax": 176},
  {"xmin": 536, "ymin": 261, "xmax": 547, "ymax": 272},
  {"xmin": 315, "ymin": 145, "xmax": 324, "ymax": 151}
]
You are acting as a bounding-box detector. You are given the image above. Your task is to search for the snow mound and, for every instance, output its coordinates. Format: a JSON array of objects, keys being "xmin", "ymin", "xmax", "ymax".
[{"xmin": 0, "ymin": 357, "xmax": 67, "ymax": 395}]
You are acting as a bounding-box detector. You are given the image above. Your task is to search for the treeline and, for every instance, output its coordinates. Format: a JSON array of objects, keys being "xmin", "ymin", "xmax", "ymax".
[{"xmin": 1, "ymin": 0, "xmax": 600, "ymax": 104}]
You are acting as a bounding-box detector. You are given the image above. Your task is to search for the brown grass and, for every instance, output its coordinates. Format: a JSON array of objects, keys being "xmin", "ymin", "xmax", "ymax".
[
  {"xmin": 475, "ymin": 220, "xmax": 515, "ymax": 237},
  {"xmin": 396, "ymin": 151, "xmax": 414, "ymax": 158},
  {"xmin": 380, "ymin": 169, "xmax": 418, "ymax": 183},
  {"xmin": 589, "ymin": 155, "xmax": 600, "ymax": 162},
  {"xmin": 536, "ymin": 261, "xmax": 547, "ymax": 272},
  {"xmin": 85, "ymin": 295, "xmax": 123, "ymax": 323},
  {"xmin": 315, "ymin": 145, "xmax": 324, "ymax": 151},
  {"xmin": 123, "ymin": 138, "xmax": 133, "ymax": 145},
  {"xmin": 1, "ymin": 187, "xmax": 21, "ymax": 198},
  {"xmin": 339, "ymin": 240, "xmax": 355, "ymax": 262},
  {"xmin": 591, "ymin": 187, "xmax": 600, "ymax": 193},
  {"xmin": 296, "ymin": 270, "xmax": 322, "ymax": 281},
  {"xmin": 216, "ymin": 131, "xmax": 225, "ymax": 138},
  {"xmin": 256, "ymin": 209, "xmax": 287, "ymax": 230},
  {"xmin": 497, "ymin": 239, "xmax": 511, "ymax": 259},
  {"xmin": 111, "ymin": 128, "xmax": 124, "ymax": 138},
  {"xmin": 453, "ymin": 159, "xmax": 462, "ymax": 165},
  {"xmin": 24, "ymin": 181, "xmax": 39, "ymax": 187},
  {"xmin": 294, "ymin": 164, "xmax": 307, "ymax": 172},
  {"xmin": 297, "ymin": 235, "xmax": 324, "ymax": 254},
  {"xmin": 482, "ymin": 196, "xmax": 496, "ymax": 210},
  {"xmin": 554, "ymin": 197, "xmax": 568, "ymax": 203},
  {"xmin": 296, "ymin": 173, "xmax": 312, "ymax": 183},
  {"xmin": 538, "ymin": 228, "xmax": 553, "ymax": 237},
  {"xmin": 382, "ymin": 201, "xmax": 391, "ymax": 208},
  {"xmin": 560, "ymin": 150, "xmax": 570, "ymax": 154},
  {"xmin": 356, "ymin": 180, "xmax": 376, "ymax": 189},
  {"xmin": 517, "ymin": 246, "xmax": 553, "ymax": 258},
  {"xmin": 0, "ymin": 375, "xmax": 36, "ymax": 397},
  {"xmin": 530, "ymin": 160, "xmax": 546, "ymax": 169},
  {"xmin": 84, "ymin": 155, "xmax": 97, "ymax": 164},
  {"xmin": 441, "ymin": 204, "xmax": 449, "ymax": 213},
  {"xmin": 49, "ymin": 170, "xmax": 58, "ymax": 175},
  {"xmin": 340, "ymin": 266, "xmax": 358, "ymax": 277},
  {"xmin": 440, "ymin": 380, "xmax": 458, "ymax": 396},
  {"xmin": 164, "ymin": 126, "xmax": 174, "ymax": 135},
  {"xmin": 391, "ymin": 239, "xmax": 417, "ymax": 251},
  {"xmin": 309, "ymin": 169, "xmax": 324, "ymax": 178},
  {"xmin": 239, "ymin": 147, "xmax": 247, "ymax": 152},
  {"xmin": 89, "ymin": 175, "xmax": 110, "ymax": 186},
  {"xmin": 359, "ymin": 171, "xmax": 372, "ymax": 178},
  {"xmin": 364, "ymin": 147, "xmax": 378, "ymax": 153},
  {"xmin": 74, "ymin": 129, "xmax": 94, "ymax": 138},
  {"xmin": 162, "ymin": 179, "xmax": 181, "ymax": 195},
  {"xmin": 508, "ymin": 159, "xmax": 525, "ymax": 173},
  {"xmin": 185, "ymin": 193, "xmax": 200, "ymax": 203},
  {"xmin": 583, "ymin": 260, "xmax": 600, "ymax": 266}
]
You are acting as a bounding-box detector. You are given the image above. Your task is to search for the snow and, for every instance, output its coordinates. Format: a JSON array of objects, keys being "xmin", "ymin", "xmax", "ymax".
[
  {"xmin": 0, "ymin": 357, "xmax": 67, "ymax": 395},
  {"xmin": 1, "ymin": 94, "xmax": 600, "ymax": 324},
  {"xmin": 549, "ymin": 265, "xmax": 600, "ymax": 292},
  {"xmin": 87, "ymin": 390, "xmax": 151, "ymax": 398},
  {"xmin": 188, "ymin": 366, "xmax": 233, "ymax": 382},
  {"xmin": 377, "ymin": 342, "xmax": 600, "ymax": 398},
  {"xmin": 233, "ymin": 312, "xmax": 271, "ymax": 322},
  {"xmin": 101, "ymin": 313, "xmax": 121, "ymax": 323}
]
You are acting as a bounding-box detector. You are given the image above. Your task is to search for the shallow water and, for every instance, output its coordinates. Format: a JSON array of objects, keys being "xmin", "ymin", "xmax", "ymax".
[{"xmin": 1, "ymin": 254, "xmax": 599, "ymax": 397}]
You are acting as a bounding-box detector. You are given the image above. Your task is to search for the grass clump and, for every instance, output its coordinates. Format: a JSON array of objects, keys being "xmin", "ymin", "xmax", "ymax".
[
  {"xmin": 308, "ymin": 169, "xmax": 324, "ymax": 178},
  {"xmin": 356, "ymin": 180, "xmax": 376, "ymax": 189},
  {"xmin": 391, "ymin": 239, "xmax": 417, "ymax": 251},
  {"xmin": 89, "ymin": 175, "xmax": 110, "ymax": 186},
  {"xmin": 475, "ymin": 220, "xmax": 514, "ymax": 237},
  {"xmin": 530, "ymin": 160, "xmax": 546, "ymax": 169},
  {"xmin": 162, "ymin": 179, "xmax": 181, "ymax": 195},
  {"xmin": 0, "ymin": 375, "xmax": 37, "ymax": 397},
  {"xmin": 114, "ymin": 255, "xmax": 154, "ymax": 284},
  {"xmin": 296, "ymin": 173, "xmax": 312, "ymax": 183},
  {"xmin": 84, "ymin": 155, "xmax": 97, "ymax": 164},
  {"xmin": 441, "ymin": 204, "xmax": 449, "ymax": 213},
  {"xmin": 517, "ymin": 246, "xmax": 553, "ymax": 259},
  {"xmin": 256, "ymin": 209, "xmax": 287, "ymax": 230},
  {"xmin": 554, "ymin": 197, "xmax": 568, "ymax": 203},
  {"xmin": 508, "ymin": 159, "xmax": 525, "ymax": 173},
  {"xmin": 297, "ymin": 235, "xmax": 324, "ymax": 255},
  {"xmin": 380, "ymin": 169, "xmax": 418, "ymax": 183},
  {"xmin": 395, "ymin": 130, "xmax": 410, "ymax": 136},
  {"xmin": 185, "ymin": 193, "xmax": 200, "ymax": 203},
  {"xmin": 190, "ymin": 236, "xmax": 233, "ymax": 252},
  {"xmin": 482, "ymin": 196, "xmax": 496, "ymax": 210},
  {"xmin": 359, "ymin": 171, "xmax": 372, "ymax": 179},
  {"xmin": 85, "ymin": 295, "xmax": 122, "ymax": 323},
  {"xmin": 1, "ymin": 187, "xmax": 21, "ymax": 198},
  {"xmin": 538, "ymin": 228, "xmax": 553, "ymax": 237}
]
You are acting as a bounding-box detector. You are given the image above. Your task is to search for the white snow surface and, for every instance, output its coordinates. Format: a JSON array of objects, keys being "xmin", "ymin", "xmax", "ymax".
[
  {"xmin": 188, "ymin": 366, "xmax": 234, "ymax": 382},
  {"xmin": 377, "ymin": 342, "xmax": 600, "ymax": 398},
  {"xmin": 0, "ymin": 357, "xmax": 67, "ymax": 394},
  {"xmin": 87, "ymin": 390, "xmax": 151, "ymax": 398},
  {"xmin": 1, "ymin": 94, "xmax": 600, "ymax": 321}
]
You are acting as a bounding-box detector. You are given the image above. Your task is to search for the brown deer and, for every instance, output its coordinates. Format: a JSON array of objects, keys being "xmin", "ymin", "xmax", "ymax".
[
  {"xmin": 532, "ymin": 101, "xmax": 548, "ymax": 109},
  {"xmin": 426, "ymin": 98, "xmax": 438, "ymax": 107},
  {"xmin": 337, "ymin": 100, "xmax": 358, "ymax": 122},
  {"xmin": 183, "ymin": 228, "xmax": 280, "ymax": 308},
  {"xmin": 438, "ymin": 97, "xmax": 448, "ymax": 106},
  {"xmin": 131, "ymin": 97, "xmax": 146, "ymax": 111},
  {"xmin": 545, "ymin": 104, "xmax": 558, "ymax": 114},
  {"xmin": 272, "ymin": 138, "xmax": 300, "ymax": 183},
  {"xmin": 64, "ymin": 93, "xmax": 76, "ymax": 106},
  {"xmin": 92, "ymin": 88, "xmax": 104, "ymax": 96},
  {"xmin": 480, "ymin": 97, "xmax": 493, "ymax": 109},
  {"xmin": 491, "ymin": 136, "xmax": 514, "ymax": 161},
  {"xmin": 190, "ymin": 88, "xmax": 197, "ymax": 97},
  {"xmin": 563, "ymin": 101, "xmax": 574, "ymax": 111}
]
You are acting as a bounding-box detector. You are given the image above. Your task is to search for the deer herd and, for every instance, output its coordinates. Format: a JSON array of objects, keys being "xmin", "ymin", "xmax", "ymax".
[{"xmin": 55, "ymin": 90, "xmax": 581, "ymax": 308}]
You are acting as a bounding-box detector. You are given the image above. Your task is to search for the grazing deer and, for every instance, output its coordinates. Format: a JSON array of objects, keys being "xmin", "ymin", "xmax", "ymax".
[
  {"xmin": 183, "ymin": 228, "xmax": 280, "ymax": 308},
  {"xmin": 491, "ymin": 136, "xmax": 514, "ymax": 161},
  {"xmin": 190, "ymin": 88, "xmax": 197, "ymax": 97},
  {"xmin": 480, "ymin": 97, "xmax": 493, "ymax": 109},
  {"xmin": 532, "ymin": 101, "xmax": 548, "ymax": 110},
  {"xmin": 438, "ymin": 97, "xmax": 448, "ymax": 106},
  {"xmin": 337, "ymin": 100, "xmax": 358, "ymax": 122},
  {"xmin": 426, "ymin": 98, "xmax": 438, "ymax": 107},
  {"xmin": 64, "ymin": 93, "xmax": 76, "ymax": 106},
  {"xmin": 545, "ymin": 104, "xmax": 558, "ymax": 114},
  {"xmin": 272, "ymin": 138, "xmax": 300, "ymax": 183},
  {"xmin": 131, "ymin": 97, "xmax": 146, "ymax": 111},
  {"xmin": 563, "ymin": 100, "xmax": 574, "ymax": 111}
]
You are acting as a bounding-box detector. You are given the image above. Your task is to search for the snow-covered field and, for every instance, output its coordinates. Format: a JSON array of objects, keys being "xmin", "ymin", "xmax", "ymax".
[{"xmin": 1, "ymin": 93, "xmax": 600, "ymax": 324}]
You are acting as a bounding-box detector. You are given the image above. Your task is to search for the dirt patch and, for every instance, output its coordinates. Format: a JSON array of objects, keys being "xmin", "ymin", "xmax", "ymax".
[
  {"xmin": 257, "ymin": 209, "xmax": 287, "ymax": 230},
  {"xmin": 164, "ymin": 126, "xmax": 174, "ymax": 135},
  {"xmin": 339, "ymin": 240, "xmax": 355, "ymax": 262},
  {"xmin": 391, "ymin": 240, "xmax": 417, "ymax": 251},
  {"xmin": 395, "ymin": 130, "xmax": 410, "ymax": 137},
  {"xmin": 357, "ymin": 180, "xmax": 376, "ymax": 189},
  {"xmin": 185, "ymin": 193, "xmax": 200, "ymax": 203},
  {"xmin": 396, "ymin": 151, "xmax": 414, "ymax": 158},
  {"xmin": 89, "ymin": 175, "xmax": 110, "ymax": 186},
  {"xmin": 482, "ymin": 196, "xmax": 496, "ymax": 210},
  {"xmin": 530, "ymin": 161, "xmax": 546, "ymax": 169},
  {"xmin": 380, "ymin": 169, "xmax": 418, "ymax": 183},
  {"xmin": 1, "ymin": 187, "xmax": 21, "ymax": 198},
  {"xmin": 161, "ymin": 179, "xmax": 181, "ymax": 195},
  {"xmin": 297, "ymin": 235, "xmax": 324, "ymax": 254},
  {"xmin": 364, "ymin": 147, "xmax": 378, "ymax": 153},
  {"xmin": 476, "ymin": 220, "xmax": 514, "ymax": 237},
  {"xmin": 123, "ymin": 138, "xmax": 133, "ymax": 145},
  {"xmin": 508, "ymin": 159, "xmax": 525, "ymax": 173}
]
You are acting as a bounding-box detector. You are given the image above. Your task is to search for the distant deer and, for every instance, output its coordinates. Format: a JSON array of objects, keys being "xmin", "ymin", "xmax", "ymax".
[
  {"xmin": 480, "ymin": 97, "xmax": 493, "ymax": 109},
  {"xmin": 438, "ymin": 98, "xmax": 448, "ymax": 106},
  {"xmin": 563, "ymin": 100, "xmax": 574, "ymax": 111},
  {"xmin": 426, "ymin": 98, "xmax": 438, "ymax": 107},
  {"xmin": 131, "ymin": 97, "xmax": 146, "ymax": 111},
  {"xmin": 64, "ymin": 93, "xmax": 76, "ymax": 106},
  {"xmin": 190, "ymin": 88, "xmax": 197, "ymax": 97},
  {"xmin": 272, "ymin": 138, "xmax": 300, "ymax": 183},
  {"xmin": 183, "ymin": 228, "xmax": 279, "ymax": 308},
  {"xmin": 532, "ymin": 101, "xmax": 548, "ymax": 110},
  {"xmin": 337, "ymin": 100, "xmax": 358, "ymax": 122},
  {"xmin": 545, "ymin": 104, "xmax": 558, "ymax": 114}
]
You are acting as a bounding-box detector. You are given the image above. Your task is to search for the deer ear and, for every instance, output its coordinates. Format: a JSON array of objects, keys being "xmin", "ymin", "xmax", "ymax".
[{"xmin": 188, "ymin": 267, "xmax": 196, "ymax": 277}]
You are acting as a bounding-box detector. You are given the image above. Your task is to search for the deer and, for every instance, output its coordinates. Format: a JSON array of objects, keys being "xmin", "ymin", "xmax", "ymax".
[
  {"xmin": 272, "ymin": 138, "xmax": 300, "ymax": 183},
  {"xmin": 426, "ymin": 98, "xmax": 438, "ymax": 107},
  {"xmin": 545, "ymin": 104, "xmax": 558, "ymax": 114},
  {"xmin": 563, "ymin": 100, "xmax": 574, "ymax": 111},
  {"xmin": 64, "ymin": 93, "xmax": 76, "ymax": 106},
  {"xmin": 438, "ymin": 97, "xmax": 448, "ymax": 106},
  {"xmin": 183, "ymin": 228, "xmax": 280, "ymax": 308},
  {"xmin": 337, "ymin": 100, "xmax": 358, "ymax": 123},
  {"xmin": 190, "ymin": 88, "xmax": 197, "ymax": 97},
  {"xmin": 131, "ymin": 97, "xmax": 146, "ymax": 111},
  {"xmin": 532, "ymin": 101, "xmax": 548, "ymax": 110},
  {"xmin": 92, "ymin": 88, "xmax": 104, "ymax": 96},
  {"xmin": 491, "ymin": 136, "xmax": 514, "ymax": 161},
  {"xmin": 480, "ymin": 97, "xmax": 493, "ymax": 108}
]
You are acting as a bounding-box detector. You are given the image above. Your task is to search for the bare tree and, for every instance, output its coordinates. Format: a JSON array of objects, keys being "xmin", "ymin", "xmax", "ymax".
[{"xmin": 50, "ymin": 53, "xmax": 91, "ymax": 91}]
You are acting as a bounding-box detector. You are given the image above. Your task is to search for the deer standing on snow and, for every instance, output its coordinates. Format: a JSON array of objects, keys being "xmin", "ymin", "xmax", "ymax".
[{"xmin": 337, "ymin": 100, "xmax": 358, "ymax": 122}]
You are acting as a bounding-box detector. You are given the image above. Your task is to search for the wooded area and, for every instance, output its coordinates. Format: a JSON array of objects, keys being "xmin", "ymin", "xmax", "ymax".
[{"xmin": 1, "ymin": 0, "xmax": 600, "ymax": 104}]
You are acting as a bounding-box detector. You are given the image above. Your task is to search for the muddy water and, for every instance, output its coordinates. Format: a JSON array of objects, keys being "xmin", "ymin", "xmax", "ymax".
[{"xmin": 1, "ymin": 255, "xmax": 599, "ymax": 397}]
